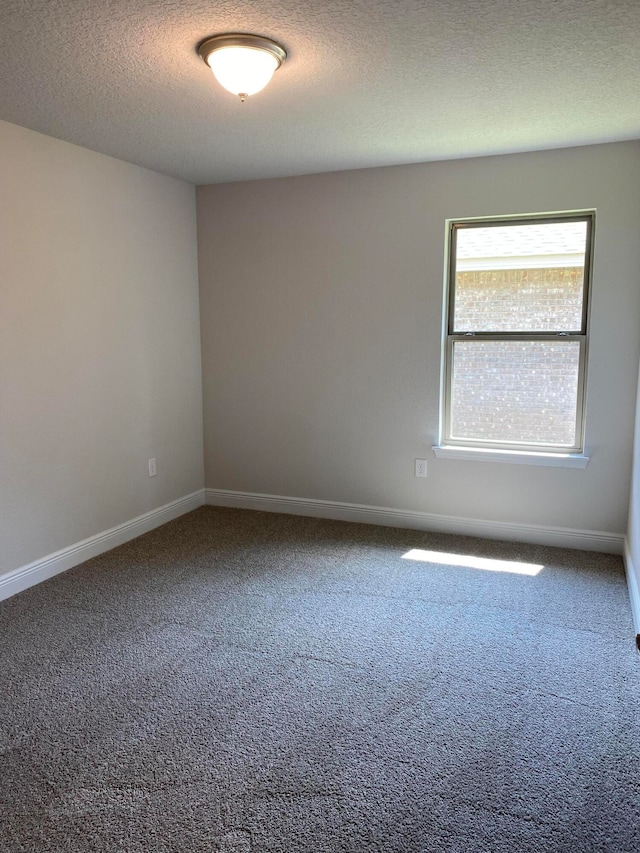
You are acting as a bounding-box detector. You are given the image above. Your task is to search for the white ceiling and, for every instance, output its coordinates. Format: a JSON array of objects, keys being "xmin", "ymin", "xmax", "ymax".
[{"xmin": 1, "ymin": 0, "xmax": 638, "ymax": 185}]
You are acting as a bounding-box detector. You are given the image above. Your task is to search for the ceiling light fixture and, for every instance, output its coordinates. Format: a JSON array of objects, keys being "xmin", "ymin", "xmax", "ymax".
[{"xmin": 198, "ymin": 33, "xmax": 287, "ymax": 102}]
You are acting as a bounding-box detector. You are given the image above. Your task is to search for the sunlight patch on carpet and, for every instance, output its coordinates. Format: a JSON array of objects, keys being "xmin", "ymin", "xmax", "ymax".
[{"xmin": 401, "ymin": 549, "xmax": 543, "ymax": 575}]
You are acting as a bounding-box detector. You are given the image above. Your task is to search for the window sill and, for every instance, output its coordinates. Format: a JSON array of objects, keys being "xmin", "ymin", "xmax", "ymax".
[{"xmin": 432, "ymin": 445, "xmax": 590, "ymax": 468}]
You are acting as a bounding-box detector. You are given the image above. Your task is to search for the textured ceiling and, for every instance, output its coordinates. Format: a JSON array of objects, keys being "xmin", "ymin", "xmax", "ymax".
[{"xmin": 0, "ymin": 0, "xmax": 638, "ymax": 184}]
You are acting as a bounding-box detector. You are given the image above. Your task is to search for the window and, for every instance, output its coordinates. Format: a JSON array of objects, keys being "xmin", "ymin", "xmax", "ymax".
[{"xmin": 441, "ymin": 212, "xmax": 593, "ymax": 455}]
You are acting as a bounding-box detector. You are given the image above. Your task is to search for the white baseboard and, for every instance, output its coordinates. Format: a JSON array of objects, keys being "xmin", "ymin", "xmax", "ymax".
[
  {"xmin": 623, "ymin": 539, "xmax": 640, "ymax": 649},
  {"xmin": 0, "ymin": 490, "xmax": 205, "ymax": 603},
  {"xmin": 204, "ymin": 488, "xmax": 624, "ymax": 554}
]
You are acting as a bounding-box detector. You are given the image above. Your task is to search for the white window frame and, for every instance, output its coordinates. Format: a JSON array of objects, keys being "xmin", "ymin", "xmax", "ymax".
[{"xmin": 440, "ymin": 211, "xmax": 594, "ymax": 457}]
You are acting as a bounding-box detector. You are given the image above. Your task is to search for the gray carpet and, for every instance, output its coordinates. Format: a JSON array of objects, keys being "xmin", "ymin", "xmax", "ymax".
[{"xmin": 1, "ymin": 506, "xmax": 639, "ymax": 852}]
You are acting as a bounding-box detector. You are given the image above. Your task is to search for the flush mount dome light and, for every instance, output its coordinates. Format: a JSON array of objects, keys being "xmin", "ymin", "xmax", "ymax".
[{"xmin": 198, "ymin": 33, "xmax": 287, "ymax": 102}]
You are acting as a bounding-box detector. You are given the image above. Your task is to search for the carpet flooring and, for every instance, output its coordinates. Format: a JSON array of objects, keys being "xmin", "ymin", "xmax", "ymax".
[{"xmin": 1, "ymin": 506, "xmax": 639, "ymax": 852}]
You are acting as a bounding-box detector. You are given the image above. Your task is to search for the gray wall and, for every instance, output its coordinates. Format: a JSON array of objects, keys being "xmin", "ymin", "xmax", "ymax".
[
  {"xmin": 0, "ymin": 120, "xmax": 204, "ymax": 574},
  {"xmin": 197, "ymin": 141, "xmax": 640, "ymax": 535},
  {"xmin": 628, "ymin": 363, "xmax": 640, "ymax": 622}
]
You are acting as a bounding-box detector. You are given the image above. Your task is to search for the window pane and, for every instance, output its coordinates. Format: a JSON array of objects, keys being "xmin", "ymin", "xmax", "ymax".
[
  {"xmin": 453, "ymin": 221, "xmax": 587, "ymax": 332},
  {"xmin": 450, "ymin": 340, "xmax": 581, "ymax": 446}
]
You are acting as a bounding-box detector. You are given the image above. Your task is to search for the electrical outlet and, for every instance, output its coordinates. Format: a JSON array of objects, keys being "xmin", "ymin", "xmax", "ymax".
[
  {"xmin": 148, "ymin": 458, "xmax": 157, "ymax": 477},
  {"xmin": 415, "ymin": 458, "xmax": 427, "ymax": 478}
]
